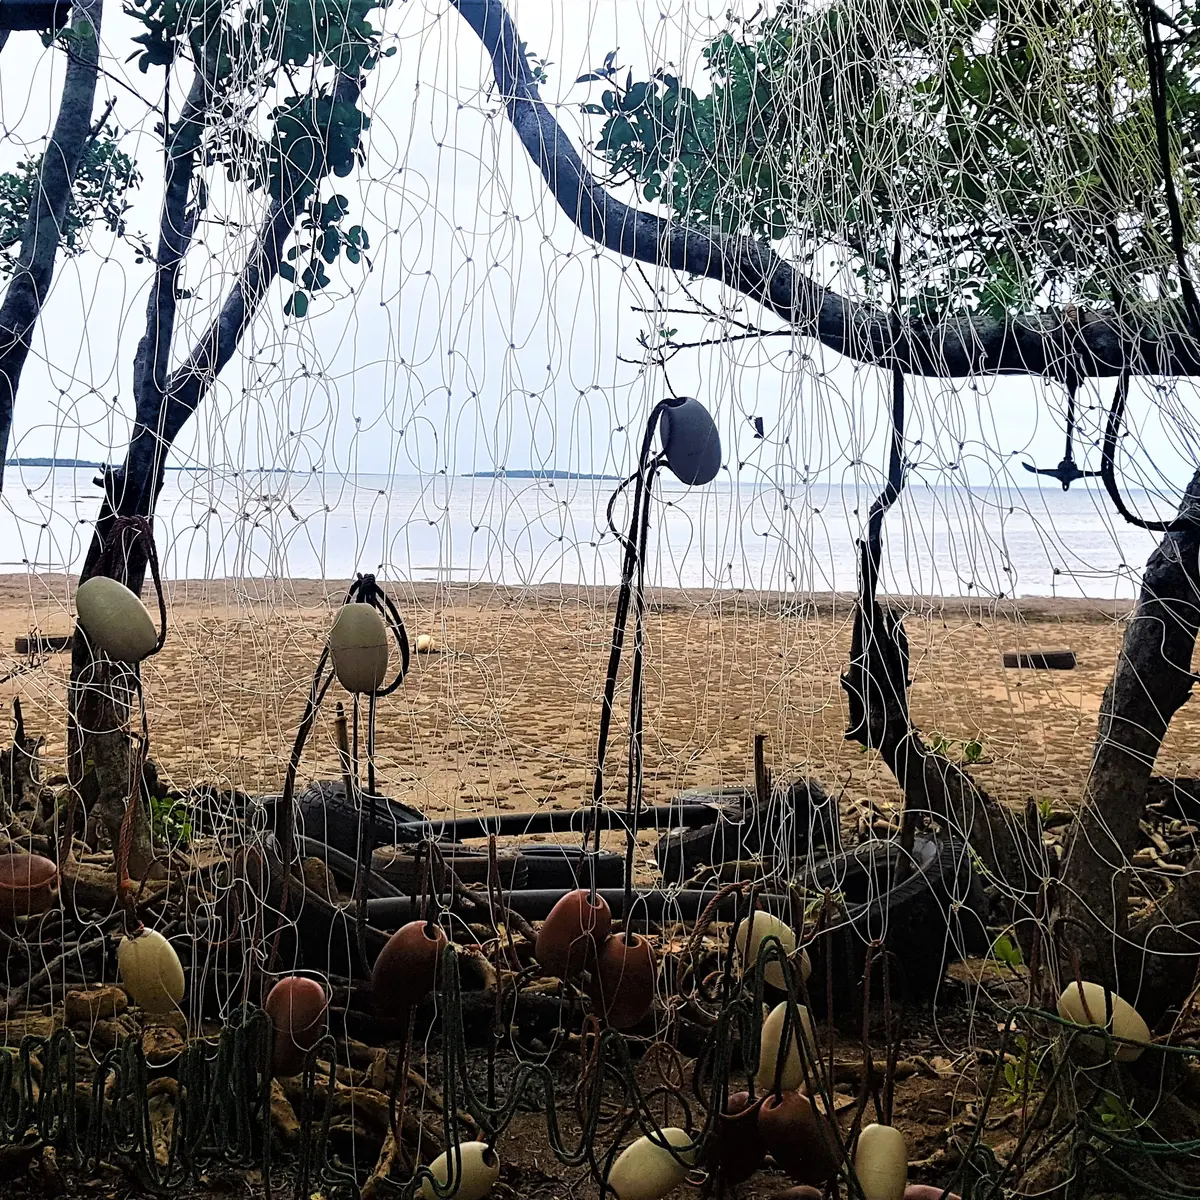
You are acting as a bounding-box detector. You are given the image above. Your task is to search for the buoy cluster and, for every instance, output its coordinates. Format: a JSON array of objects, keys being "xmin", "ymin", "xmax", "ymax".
[{"xmin": 533, "ymin": 889, "xmax": 656, "ymax": 1029}]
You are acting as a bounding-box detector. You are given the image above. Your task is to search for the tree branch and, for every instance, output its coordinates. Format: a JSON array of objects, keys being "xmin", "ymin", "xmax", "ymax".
[
  {"xmin": 449, "ymin": 0, "xmax": 1200, "ymax": 381},
  {"xmin": 0, "ymin": 0, "xmax": 103, "ymax": 490},
  {"xmin": 131, "ymin": 56, "xmax": 218, "ymax": 419},
  {"xmin": 79, "ymin": 70, "xmax": 364, "ymax": 589}
]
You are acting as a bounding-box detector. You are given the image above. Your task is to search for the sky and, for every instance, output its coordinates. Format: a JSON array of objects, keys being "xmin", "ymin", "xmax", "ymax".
[{"xmin": 0, "ymin": 0, "xmax": 1197, "ymax": 523}]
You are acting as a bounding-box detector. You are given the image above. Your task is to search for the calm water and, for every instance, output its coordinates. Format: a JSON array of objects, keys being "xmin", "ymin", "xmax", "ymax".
[{"xmin": 0, "ymin": 466, "xmax": 1167, "ymax": 598}]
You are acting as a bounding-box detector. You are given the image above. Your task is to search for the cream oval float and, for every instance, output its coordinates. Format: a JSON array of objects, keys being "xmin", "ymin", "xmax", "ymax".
[
  {"xmin": 756, "ymin": 1000, "xmax": 818, "ymax": 1092},
  {"xmin": 415, "ymin": 633, "xmax": 435, "ymax": 653},
  {"xmin": 118, "ymin": 927, "xmax": 185, "ymax": 1014},
  {"xmin": 853, "ymin": 1123, "xmax": 908, "ymax": 1200},
  {"xmin": 76, "ymin": 576, "xmax": 158, "ymax": 664},
  {"xmin": 329, "ymin": 604, "xmax": 389, "ymax": 694},
  {"xmin": 420, "ymin": 1141, "xmax": 500, "ymax": 1200},
  {"xmin": 606, "ymin": 1127, "xmax": 697, "ymax": 1200},
  {"xmin": 735, "ymin": 912, "xmax": 808, "ymax": 989},
  {"xmin": 1056, "ymin": 981, "xmax": 1150, "ymax": 1062}
]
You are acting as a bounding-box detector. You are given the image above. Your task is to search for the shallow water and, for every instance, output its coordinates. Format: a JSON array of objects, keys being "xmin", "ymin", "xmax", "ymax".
[{"xmin": 0, "ymin": 466, "xmax": 1164, "ymax": 598}]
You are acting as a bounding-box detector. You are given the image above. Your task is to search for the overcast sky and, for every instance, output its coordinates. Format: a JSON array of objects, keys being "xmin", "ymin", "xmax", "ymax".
[{"xmin": 1, "ymin": 0, "xmax": 1197, "ymax": 555}]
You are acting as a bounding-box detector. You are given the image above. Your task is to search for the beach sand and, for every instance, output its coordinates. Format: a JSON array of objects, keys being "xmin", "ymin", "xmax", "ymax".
[{"xmin": 0, "ymin": 574, "xmax": 1193, "ymax": 837}]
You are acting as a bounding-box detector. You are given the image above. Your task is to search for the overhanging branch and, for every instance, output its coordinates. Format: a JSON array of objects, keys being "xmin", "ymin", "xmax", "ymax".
[{"xmin": 449, "ymin": 0, "xmax": 1200, "ymax": 381}]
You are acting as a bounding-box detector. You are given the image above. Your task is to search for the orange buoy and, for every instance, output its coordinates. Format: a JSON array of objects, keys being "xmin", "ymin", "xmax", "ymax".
[
  {"xmin": 0, "ymin": 853, "xmax": 58, "ymax": 921},
  {"xmin": 372, "ymin": 920, "xmax": 447, "ymax": 1011},
  {"xmin": 534, "ymin": 889, "xmax": 611, "ymax": 978},
  {"xmin": 706, "ymin": 1090, "xmax": 765, "ymax": 1184},
  {"xmin": 265, "ymin": 976, "xmax": 329, "ymax": 1077},
  {"xmin": 588, "ymin": 932, "xmax": 656, "ymax": 1029},
  {"xmin": 757, "ymin": 1090, "xmax": 837, "ymax": 1186}
]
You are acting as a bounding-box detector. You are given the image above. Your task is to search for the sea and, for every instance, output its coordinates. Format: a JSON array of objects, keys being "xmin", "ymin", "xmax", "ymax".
[{"xmin": 0, "ymin": 465, "xmax": 1174, "ymax": 599}]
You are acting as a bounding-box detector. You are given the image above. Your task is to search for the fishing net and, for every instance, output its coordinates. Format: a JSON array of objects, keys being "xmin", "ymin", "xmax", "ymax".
[{"xmin": 1, "ymin": 0, "xmax": 1200, "ymax": 1196}]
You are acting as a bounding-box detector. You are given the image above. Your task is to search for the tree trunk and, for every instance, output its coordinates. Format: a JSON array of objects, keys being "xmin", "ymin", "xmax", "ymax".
[
  {"xmin": 1057, "ymin": 469, "xmax": 1200, "ymax": 1020},
  {"xmin": 0, "ymin": 0, "xmax": 103, "ymax": 487},
  {"xmin": 841, "ymin": 540, "xmax": 1042, "ymax": 902}
]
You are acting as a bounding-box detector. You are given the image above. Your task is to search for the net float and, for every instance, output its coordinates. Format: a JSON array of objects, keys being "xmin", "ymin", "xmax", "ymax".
[
  {"xmin": 606, "ymin": 1126, "xmax": 697, "ymax": 1200},
  {"xmin": 587, "ymin": 931, "xmax": 656, "ymax": 1029},
  {"xmin": 415, "ymin": 633, "xmax": 435, "ymax": 653},
  {"xmin": 756, "ymin": 1000, "xmax": 818, "ymax": 1092},
  {"xmin": 659, "ymin": 396, "xmax": 722, "ymax": 486},
  {"xmin": 1056, "ymin": 981, "xmax": 1150, "ymax": 1062},
  {"xmin": 265, "ymin": 975, "xmax": 329, "ymax": 1077},
  {"xmin": 420, "ymin": 1140, "xmax": 500, "ymax": 1200},
  {"xmin": 372, "ymin": 920, "xmax": 447, "ymax": 1011},
  {"xmin": 0, "ymin": 853, "xmax": 58, "ymax": 921},
  {"xmin": 329, "ymin": 603, "xmax": 389, "ymax": 694},
  {"xmin": 534, "ymin": 888, "xmax": 611, "ymax": 978},
  {"xmin": 705, "ymin": 1090, "xmax": 765, "ymax": 1184},
  {"xmin": 757, "ymin": 1090, "xmax": 837, "ymax": 1185},
  {"xmin": 735, "ymin": 911, "xmax": 808, "ymax": 989},
  {"xmin": 853, "ymin": 1123, "xmax": 908, "ymax": 1200},
  {"xmin": 75, "ymin": 576, "xmax": 158, "ymax": 664},
  {"xmin": 118, "ymin": 927, "xmax": 185, "ymax": 1014}
]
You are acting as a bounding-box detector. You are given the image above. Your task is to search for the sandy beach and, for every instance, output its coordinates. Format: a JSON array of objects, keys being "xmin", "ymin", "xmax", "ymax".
[{"xmin": 0, "ymin": 574, "xmax": 1189, "ymax": 836}]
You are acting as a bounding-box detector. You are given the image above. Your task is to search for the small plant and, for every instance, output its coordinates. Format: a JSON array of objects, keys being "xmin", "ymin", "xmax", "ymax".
[
  {"xmin": 1001, "ymin": 1034, "xmax": 1048, "ymax": 1106},
  {"xmin": 991, "ymin": 933, "xmax": 1024, "ymax": 970},
  {"xmin": 1037, "ymin": 796, "xmax": 1054, "ymax": 824},
  {"xmin": 150, "ymin": 795, "xmax": 193, "ymax": 850},
  {"xmin": 929, "ymin": 732, "xmax": 987, "ymax": 764},
  {"xmin": 1095, "ymin": 1091, "xmax": 1138, "ymax": 1130}
]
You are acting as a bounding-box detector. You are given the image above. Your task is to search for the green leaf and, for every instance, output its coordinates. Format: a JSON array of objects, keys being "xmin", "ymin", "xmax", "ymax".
[
  {"xmin": 991, "ymin": 934, "xmax": 1023, "ymax": 969},
  {"xmin": 285, "ymin": 291, "xmax": 310, "ymax": 318}
]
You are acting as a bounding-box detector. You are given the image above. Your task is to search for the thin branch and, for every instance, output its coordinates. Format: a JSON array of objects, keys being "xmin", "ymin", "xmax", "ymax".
[
  {"xmin": 87, "ymin": 95, "xmax": 117, "ymax": 139},
  {"xmin": 450, "ymin": 0, "xmax": 1200, "ymax": 380}
]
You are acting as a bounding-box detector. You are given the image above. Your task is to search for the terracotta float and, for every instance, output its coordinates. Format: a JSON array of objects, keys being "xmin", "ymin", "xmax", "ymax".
[
  {"xmin": 588, "ymin": 931, "xmax": 656, "ymax": 1029},
  {"xmin": 372, "ymin": 920, "xmax": 447, "ymax": 1011},
  {"xmin": 534, "ymin": 888, "xmax": 611, "ymax": 978},
  {"xmin": 265, "ymin": 975, "xmax": 329, "ymax": 1077}
]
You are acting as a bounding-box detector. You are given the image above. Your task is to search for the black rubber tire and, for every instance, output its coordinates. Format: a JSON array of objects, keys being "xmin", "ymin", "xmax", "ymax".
[
  {"xmin": 519, "ymin": 846, "xmax": 625, "ymax": 889},
  {"xmin": 293, "ymin": 781, "xmax": 425, "ymax": 858},
  {"xmin": 654, "ymin": 778, "xmax": 839, "ymax": 883},
  {"xmin": 805, "ymin": 834, "xmax": 988, "ymax": 1019},
  {"xmin": 297, "ymin": 836, "xmax": 406, "ymax": 899}
]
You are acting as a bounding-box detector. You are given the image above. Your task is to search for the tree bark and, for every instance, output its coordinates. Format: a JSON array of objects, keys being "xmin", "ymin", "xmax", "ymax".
[
  {"xmin": 450, "ymin": 0, "xmax": 1200, "ymax": 382},
  {"xmin": 1056, "ymin": 469, "xmax": 1200, "ymax": 1018},
  {"xmin": 0, "ymin": 0, "xmax": 103, "ymax": 488}
]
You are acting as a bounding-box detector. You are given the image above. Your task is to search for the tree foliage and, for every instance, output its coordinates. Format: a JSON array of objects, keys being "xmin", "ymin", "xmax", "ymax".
[
  {"xmin": 123, "ymin": 0, "xmax": 391, "ymax": 318},
  {"xmin": 0, "ymin": 128, "xmax": 141, "ymax": 277},
  {"xmin": 580, "ymin": 0, "xmax": 1200, "ymax": 320}
]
